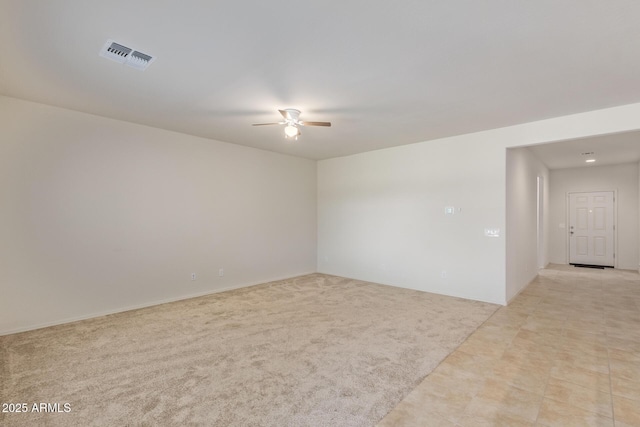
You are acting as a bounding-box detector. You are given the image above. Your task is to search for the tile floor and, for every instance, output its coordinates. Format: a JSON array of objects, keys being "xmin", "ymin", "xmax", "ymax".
[{"xmin": 378, "ymin": 264, "xmax": 640, "ymax": 427}]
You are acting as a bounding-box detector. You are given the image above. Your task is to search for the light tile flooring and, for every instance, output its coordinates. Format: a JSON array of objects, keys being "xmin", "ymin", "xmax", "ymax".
[{"xmin": 378, "ymin": 264, "xmax": 640, "ymax": 427}]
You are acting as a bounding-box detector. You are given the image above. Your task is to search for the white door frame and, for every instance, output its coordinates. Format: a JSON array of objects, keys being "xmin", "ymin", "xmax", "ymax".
[
  {"xmin": 565, "ymin": 189, "xmax": 618, "ymax": 268},
  {"xmin": 537, "ymin": 176, "xmax": 545, "ymax": 269}
]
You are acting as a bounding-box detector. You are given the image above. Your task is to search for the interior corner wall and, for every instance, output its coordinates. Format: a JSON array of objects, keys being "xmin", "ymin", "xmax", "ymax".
[
  {"xmin": 548, "ymin": 162, "xmax": 639, "ymax": 270},
  {"xmin": 0, "ymin": 96, "xmax": 317, "ymax": 334},
  {"xmin": 505, "ymin": 147, "xmax": 549, "ymax": 302}
]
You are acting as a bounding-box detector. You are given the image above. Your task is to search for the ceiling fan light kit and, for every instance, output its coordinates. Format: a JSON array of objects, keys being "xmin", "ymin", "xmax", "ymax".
[
  {"xmin": 284, "ymin": 124, "xmax": 300, "ymax": 138},
  {"xmin": 253, "ymin": 109, "xmax": 331, "ymax": 140}
]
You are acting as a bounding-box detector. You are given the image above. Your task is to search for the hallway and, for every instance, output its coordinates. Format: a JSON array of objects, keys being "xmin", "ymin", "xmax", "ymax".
[{"xmin": 379, "ymin": 264, "xmax": 640, "ymax": 426}]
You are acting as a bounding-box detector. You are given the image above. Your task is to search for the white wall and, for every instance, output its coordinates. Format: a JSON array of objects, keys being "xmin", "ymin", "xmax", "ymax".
[
  {"xmin": 505, "ymin": 147, "xmax": 549, "ymax": 302},
  {"xmin": 318, "ymin": 137, "xmax": 507, "ymax": 304},
  {"xmin": 4, "ymin": 98, "xmax": 640, "ymax": 332},
  {"xmin": 0, "ymin": 96, "xmax": 317, "ymax": 334},
  {"xmin": 318, "ymin": 102, "xmax": 640, "ymax": 305},
  {"xmin": 548, "ymin": 163, "xmax": 639, "ymax": 270}
]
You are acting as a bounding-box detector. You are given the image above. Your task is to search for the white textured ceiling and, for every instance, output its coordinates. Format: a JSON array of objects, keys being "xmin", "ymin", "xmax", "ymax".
[{"xmin": 1, "ymin": 1, "xmax": 640, "ymax": 160}]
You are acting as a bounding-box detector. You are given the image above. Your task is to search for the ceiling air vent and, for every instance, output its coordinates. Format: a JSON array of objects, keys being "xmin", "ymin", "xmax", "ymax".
[{"xmin": 99, "ymin": 39, "xmax": 155, "ymax": 71}]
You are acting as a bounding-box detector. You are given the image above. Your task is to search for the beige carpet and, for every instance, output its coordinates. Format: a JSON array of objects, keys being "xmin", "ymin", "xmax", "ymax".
[{"xmin": 0, "ymin": 274, "xmax": 497, "ymax": 426}]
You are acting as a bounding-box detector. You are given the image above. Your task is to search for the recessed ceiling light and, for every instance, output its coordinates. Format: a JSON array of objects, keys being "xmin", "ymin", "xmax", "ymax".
[{"xmin": 585, "ymin": 159, "xmax": 596, "ymax": 163}]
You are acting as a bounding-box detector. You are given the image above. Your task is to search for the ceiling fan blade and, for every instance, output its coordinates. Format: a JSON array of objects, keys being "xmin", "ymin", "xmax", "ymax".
[
  {"xmin": 279, "ymin": 109, "xmax": 293, "ymax": 120},
  {"xmin": 252, "ymin": 122, "xmax": 284, "ymax": 126},
  {"xmin": 300, "ymin": 121, "xmax": 332, "ymax": 127}
]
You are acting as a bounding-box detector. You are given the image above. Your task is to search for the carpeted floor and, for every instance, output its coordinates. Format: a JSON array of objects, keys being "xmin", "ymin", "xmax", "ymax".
[{"xmin": 0, "ymin": 274, "xmax": 498, "ymax": 426}]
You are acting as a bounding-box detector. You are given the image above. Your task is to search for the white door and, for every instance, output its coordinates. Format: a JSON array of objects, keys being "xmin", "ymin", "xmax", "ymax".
[{"xmin": 568, "ymin": 191, "xmax": 615, "ymax": 267}]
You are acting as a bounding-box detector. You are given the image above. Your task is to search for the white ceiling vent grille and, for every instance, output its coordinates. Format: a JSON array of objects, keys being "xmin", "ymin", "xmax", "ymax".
[{"xmin": 99, "ymin": 39, "xmax": 155, "ymax": 71}]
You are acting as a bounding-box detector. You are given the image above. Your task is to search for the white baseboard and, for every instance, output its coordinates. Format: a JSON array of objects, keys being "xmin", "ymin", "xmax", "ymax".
[{"xmin": 0, "ymin": 271, "xmax": 316, "ymax": 336}]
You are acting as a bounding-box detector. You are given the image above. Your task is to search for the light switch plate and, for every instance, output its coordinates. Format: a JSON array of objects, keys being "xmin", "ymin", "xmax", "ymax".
[{"xmin": 484, "ymin": 228, "xmax": 500, "ymax": 237}]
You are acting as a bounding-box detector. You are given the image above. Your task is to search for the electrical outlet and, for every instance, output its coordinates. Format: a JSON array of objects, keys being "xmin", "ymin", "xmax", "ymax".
[
  {"xmin": 441, "ymin": 270, "xmax": 447, "ymax": 279},
  {"xmin": 218, "ymin": 268, "xmax": 224, "ymax": 277},
  {"xmin": 191, "ymin": 273, "xmax": 196, "ymax": 281}
]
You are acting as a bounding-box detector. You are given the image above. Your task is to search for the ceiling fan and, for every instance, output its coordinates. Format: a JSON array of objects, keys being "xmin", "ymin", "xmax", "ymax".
[{"xmin": 252, "ymin": 109, "xmax": 331, "ymax": 140}]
